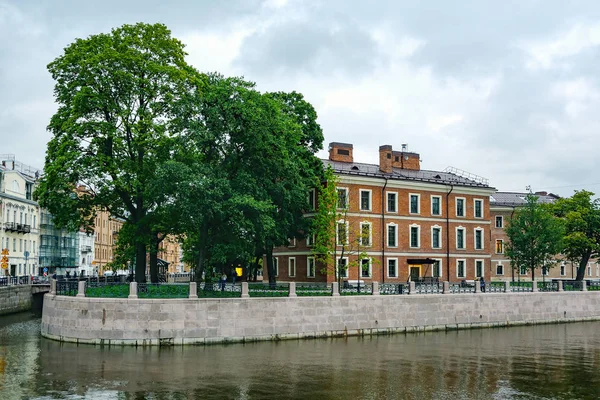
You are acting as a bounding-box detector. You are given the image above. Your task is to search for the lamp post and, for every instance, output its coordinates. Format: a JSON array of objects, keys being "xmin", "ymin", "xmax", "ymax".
[{"xmin": 24, "ymin": 251, "xmax": 29, "ymax": 279}]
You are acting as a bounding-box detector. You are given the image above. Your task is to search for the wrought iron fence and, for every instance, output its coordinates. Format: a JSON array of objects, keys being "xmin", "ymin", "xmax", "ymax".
[
  {"xmin": 379, "ymin": 283, "xmax": 407, "ymax": 295},
  {"xmin": 248, "ymin": 283, "xmax": 289, "ymax": 297},
  {"xmin": 85, "ymin": 281, "xmax": 129, "ymax": 298},
  {"xmin": 56, "ymin": 280, "xmax": 78, "ymax": 296},
  {"xmin": 588, "ymin": 281, "xmax": 600, "ymax": 291},
  {"xmin": 510, "ymin": 282, "xmax": 533, "ymax": 292},
  {"xmin": 449, "ymin": 283, "xmax": 475, "ymax": 294},
  {"xmin": 340, "ymin": 283, "xmax": 373, "ymax": 296},
  {"xmin": 537, "ymin": 281, "xmax": 558, "ymax": 292},
  {"xmin": 197, "ymin": 283, "xmax": 242, "ymax": 298},
  {"xmin": 137, "ymin": 283, "xmax": 189, "ymax": 298},
  {"xmin": 563, "ymin": 281, "xmax": 584, "ymax": 291},
  {"xmin": 487, "ymin": 282, "xmax": 506, "ymax": 293},
  {"xmin": 296, "ymin": 283, "xmax": 331, "ymax": 296},
  {"xmin": 0, "ymin": 276, "xmax": 31, "ymax": 286},
  {"xmin": 414, "ymin": 282, "xmax": 443, "ymax": 294}
]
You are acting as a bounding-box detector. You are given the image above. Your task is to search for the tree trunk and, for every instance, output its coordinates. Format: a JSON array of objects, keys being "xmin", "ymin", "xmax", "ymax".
[
  {"xmin": 135, "ymin": 242, "xmax": 146, "ymax": 283},
  {"xmin": 149, "ymin": 239, "xmax": 159, "ymax": 283},
  {"xmin": 576, "ymin": 251, "xmax": 592, "ymax": 281},
  {"xmin": 253, "ymin": 256, "xmax": 260, "ymax": 282},
  {"xmin": 195, "ymin": 246, "xmax": 206, "ymax": 283},
  {"xmin": 265, "ymin": 245, "xmax": 276, "ymax": 286}
]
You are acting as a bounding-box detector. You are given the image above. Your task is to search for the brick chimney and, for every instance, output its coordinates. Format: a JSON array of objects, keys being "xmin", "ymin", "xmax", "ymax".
[
  {"xmin": 391, "ymin": 144, "xmax": 420, "ymax": 171},
  {"xmin": 379, "ymin": 145, "xmax": 393, "ymax": 173},
  {"xmin": 328, "ymin": 142, "xmax": 353, "ymax": 162}
]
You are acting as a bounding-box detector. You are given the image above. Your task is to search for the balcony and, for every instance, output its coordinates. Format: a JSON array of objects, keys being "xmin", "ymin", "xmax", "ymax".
[
  {"xmin": 81, "ymin": 245, "xmax": 92, "ymax": 253},
  {"xmin": 4, "ymin": 222, "xmax": 31, "ymax": 234}
]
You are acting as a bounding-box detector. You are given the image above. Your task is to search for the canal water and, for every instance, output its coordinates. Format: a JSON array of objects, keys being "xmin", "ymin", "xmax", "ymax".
[{"xmin": 1, "ymin": 313, "xmax": 600, "ymax": 399}]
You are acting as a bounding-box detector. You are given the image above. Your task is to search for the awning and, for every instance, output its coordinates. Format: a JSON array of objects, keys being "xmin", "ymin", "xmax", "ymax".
[{"xmin": 407, "ymin": 258, "xmax": 437, "ymax": 265}]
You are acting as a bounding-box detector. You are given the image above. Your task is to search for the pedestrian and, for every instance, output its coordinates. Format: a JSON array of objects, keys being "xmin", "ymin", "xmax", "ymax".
[
  {"xmin": 480, "ymin": 277, "xmax": 486, "ymax": 293},
  {"xmin": 221, "ymin": 273, "xmax": 227, "ymax": 291},
  {"xmin": 231, "ymin": 270, "xmax": 236, "ymax": 285}
]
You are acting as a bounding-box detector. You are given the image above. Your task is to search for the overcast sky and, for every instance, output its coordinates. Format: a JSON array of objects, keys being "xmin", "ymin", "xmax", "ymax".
[{"xmin": 2, "ymin": 0, "xmax": 600, "ymax": 196}]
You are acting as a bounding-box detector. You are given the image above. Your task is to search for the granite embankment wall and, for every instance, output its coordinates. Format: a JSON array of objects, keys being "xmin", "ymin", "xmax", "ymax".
[
  {"xmin": 41, "ymin": 291, "xmax": 600, "ymax": 346},
  {"xmin": 0, "ymin": 285, "xmax": 32, "ymax": 316}
]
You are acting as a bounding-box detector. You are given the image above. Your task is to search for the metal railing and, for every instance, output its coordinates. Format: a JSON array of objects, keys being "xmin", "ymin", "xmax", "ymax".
[
  {"xmin": 487, "ymin": 282, "xmax": 506, "ymax": 293},
  {"xmin": 56, "ymin": 280, "xmax": 78, "ymax": 296},
  {"xmin": 414, "ymin": 282, "xmax": 443, "ymax": 294},
  {"xmin": 449, "ymin": 283, "xmax": 475, "ymax": 294},
  {"xmin": 537, "ymin": 281, "xmax": 558, "ymax": 292},
  {"xmin": 563, "ymin": 281, "xmax": 584, "ymax": 291},
  {"xmin": 510, "ymin": 282, "xmax": 533, "ymax": 292},
  {"xmin": 380, "ymin": 283, "xmax": 407, "ymax": 295},
  {"xmin": 197, "ymin": 283, "xmax": 242, "ymax": 298},
  {"xmin": 296, "ymin": 283, "xmax": 331, "ymax": 296},
  {"xmin": 137, "ymin": 283, "xmax": 189, "ymax": 298},
  {"xmin": 340, "ymin": 283, "xmax": 373, "ymax": 296},
  {"xmin": 248, "ymin": 283, "xmax": 289, "ymax": 297},
  {"xmin": 0, "ymin": 276, "xmax": 32, "ymax": 286}
]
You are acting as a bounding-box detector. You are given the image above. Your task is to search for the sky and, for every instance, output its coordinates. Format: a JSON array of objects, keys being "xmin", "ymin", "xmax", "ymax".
[{"xmin": 2, "ymin": 0, "xmax": 600, "ymax": 196}]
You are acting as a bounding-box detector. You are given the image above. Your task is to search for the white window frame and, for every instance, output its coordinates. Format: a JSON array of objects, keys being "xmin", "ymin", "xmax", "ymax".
[
  {"xmin": 456, "ymin": 259, "xmax": 466, "ymax": 278},
  {"xmin": 456, "ymin": 226, "xmax": 466, "ymax": 249},
  {"xmin": 308, "ymin": 188, "xmax": 316, "ymax": 211},
  {"xmin": 495, "ymin": 215, "xmax": 503, "ymax": 228},
  {"xmin": 560, "ymin": 263, "xmax": 566, "ymax": 276},
  {"xmin": 336, "ymin": 220, "xmax": 349, "ymax": 246},
  {"xmin": 431, "ymin": 225, "xmax": 442, "ymax": 249},
  {"xmin": 409, "ymin": 224, "xmax": 420, "ymax": 248},
  {"xmin": 456, "ymin": 197, "xmax": 466, "ymax": 217},
  {"xmin": 474, "ymin": 228, "xmax": 484, "ymax": 250},
  {"xmin": 288, "ymin": 238, "xmax": 296, "ymax": 247},
  {"xmin": 273, "ymin": 257, "xmax": 279, "ymax": 277},
  {"xmin": 288, "ymin": 257, "xmax": 296, "ymax": 277},
  {"xmin": 409, "ymin": 193, "xmax": 421, "ymax": 214},
  {"xmin": 336, "ymin": 257, "xmax": 349, "ymax": 278},
  {"xmin": 431, "ymin": 195, "xmax": 442, "ymax": 216},
  {"xmin": 336, "ymin": 187, "xmax": 349, "ymax": 210},
  {"xmin": 359, "ymin": 221, "xmax": 372, "ymax": 247},
  {"xmin": 495, "ymin": 239, "xmax": 504, "ymax": 254},
  {"xmin": 474, "ymin": 199, "xmax": 484, "ymax": 219},
  {"xmin": 359, "ymin": 189, "xmax": 372, "ymax": 211},
  {"xmin": 306, "ymin": 234, "xmax": 316, "ymax": 247},
  {"xmin": 475, "ymin": 259, "xmax": 484, "ymax": 278},
  {"xmin": 386, "ymin": 191, "xmax": 398, "ymax": 213},
  {"xmin": 360, "ymin": 258, "xmax": 372, "ymax": 278},
  {"xmin": 432, "ymin": 258, "xmax": 443, "ymax": 278},
  {"xmin": 387, "ymin": 223, "xmax": 398, "ymax": 247},
  {"xmin": 588, "ymin": 263, "xmax": 592, "ymax": 276},
  {"xmin": 307, "ymin": 256, "xmax": 316, "ymax": 278},
  {"xmin": 496, "ymin": 263, "xmax": 504, "ymax": 276},
  {"xmin": 387, "ymin": 258, "xmax": 398, "ymax": 278}
]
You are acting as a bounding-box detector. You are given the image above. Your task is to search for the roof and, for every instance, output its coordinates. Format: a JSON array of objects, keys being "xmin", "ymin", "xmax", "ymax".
[
  {"xmin": 322, "ymin": 159, "xmax": 495, "ymax": 189},
  {"xmin": 490, "ymin": 191, "xmax": 560, "ymax": 207}
]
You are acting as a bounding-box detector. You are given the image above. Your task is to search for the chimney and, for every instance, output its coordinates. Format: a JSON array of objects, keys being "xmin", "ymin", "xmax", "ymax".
[
  {"xmin": 391, "ymin": 143, "xmax": 421, "ymax": 171},
  {"xmin": 328, "ymin": 142, "xmax": 353, "ymax": 163},
  {"xmin": 379, "ymin": 145, "xmax": 393, "ymax": 173},
  {"xmin": 535, "ymin": 191, "xmax": 548, "ymax": 196}
]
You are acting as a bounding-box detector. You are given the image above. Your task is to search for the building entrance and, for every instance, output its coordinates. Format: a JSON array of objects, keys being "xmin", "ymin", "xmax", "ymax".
[{"xmin": 409, "ymin": 266, "xmax": 421, "ymax": 281}]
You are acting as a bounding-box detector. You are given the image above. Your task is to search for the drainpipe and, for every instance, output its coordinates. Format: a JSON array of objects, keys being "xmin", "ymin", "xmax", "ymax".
[
  {"xmin": 381, "ymin": 177, "xmax": 389, "ymax": 284},
  {"xmin": 446, "ymin": 184, "xmax": 454, "ymax": 280}
]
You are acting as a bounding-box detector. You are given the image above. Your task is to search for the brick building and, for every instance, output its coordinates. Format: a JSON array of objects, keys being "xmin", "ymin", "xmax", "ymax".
[{"xmin": 268, "ymin": 142, "xmax": 496, "ymax": 284}]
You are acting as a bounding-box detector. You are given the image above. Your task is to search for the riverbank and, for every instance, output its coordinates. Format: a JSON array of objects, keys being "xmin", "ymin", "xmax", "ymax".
[{"xmin": 41, "ymin": 291, "xmax": 600, "ymax": 346}]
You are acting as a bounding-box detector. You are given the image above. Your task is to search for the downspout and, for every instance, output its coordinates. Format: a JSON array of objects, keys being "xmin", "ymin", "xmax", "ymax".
[
  {"xmin": 510, "ymin": 206, "xmax": 516, "ymax": 283},
  {"xmin": 446, "ymin": 184, "xmax": 454, "ymax": 280},
  {"xmin": 381, "ymin": 177, "xmax": 389, "ymax": 284}
]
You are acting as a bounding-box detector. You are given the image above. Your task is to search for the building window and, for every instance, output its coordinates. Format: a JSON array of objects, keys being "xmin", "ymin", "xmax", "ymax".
[
  {"xmin": 456, "ymin": 198, "xmax": 465, "ymax": 217},
  {"xmin": 336, "ymin": 221, "xmax": 348, "ymax": 245},
  {"xmin": 337, "ymin": 188, "xmax": 348, "ymax": 209},
  {"xmin": 288, "ymin": 257, "xmax": 296, "ymax": 277},
  {"xmin": 560, "ymin": 264, "xmax": 565, "ymax": 276},
  {"xmin": 409, "ymin": 194, "xmax": 420, "ymax": 214},
  {"xmin": 410, "ymin": 225, "xmax": 420, "ymax": 248},
  {"xmin": 388, "ymin": 258, "xmax": 397, "ymax": 278},
  {"xmin": 431, "ymin": 196, "xmax": 441, "ymax": 216},
  {"xmin": 360, "ymin": 190, "xmax": 372, "ymax": 211},
  {"xmin": 360, "ymin": 258, "xmax": 371, "ymax": 278},
  {"xmin": 495, "ymin": 216, "xmax": 503, "ymax": 228},
  {"xmin": 456, "ymin": 228, "xmax": 465, "ymax": 249},
  {"xmin": 496, "ymin": 264, "xmax": 504, "ymax": 275},
  {"xmin": 360, "ymin": 222, "xmax": 372, "ymax": 247},
  {"xmin": 288, "ymin": 238, "xmax": 296, "ymax": 247},
  {"xmin": 519, "ymin": 266, "xmax": 527, "ymax": 275},
  {"xmin": 306, "ymin": 234, "xmax": 315, "ymax": 247},
  {"xmin": 308, "ymin": 189, "xmax": 316, "ymax": 211},
  {"xmin": 337, "ymin": 257, "xmax": 348, "ymax": 278},
  {"xmin": 495, "ymin": 240, "xmax": 504, "ymax": 254},
  {"xmin": 432, "ymin": 226, "xmax": 442, "ymax": 249},
  {"xmin": 457, "ymin": 260, "xmax": 466, "ymax": 278},
  {"xmin": 433, "ymin": 260, "xmax": 442, "ymax": 278},
  {"xmin": 387, "ymin": 192, "xmax": 397, "ymax": 213},
  {"xmin": 475, "ymin": 260, "xmax": 484, "ymax": 278},
  {"xmin": 588, "ymin": 264, "xmax": 592, "ymax": 276},
  {"xmin": 13, "ymin": 239, "xmax": 16, "ymax": 251},
  {"xmin": 474, "ymin": 229, "xmax": 483, "ymax": 250},
  {"xmin": 542, "ymin": 266, "xmax": 548, "ymax": 276},
  {"xmin": 474, "ymin": 199, "xmax": 483, "ymax": 218},
  {"xmin": 307, "ymin": 257, "xmax": 316, "ymax": 278},
  {"xmin": 273, "ymin": 257, "xmax": 279, "ymax": 277},
  {"xmin": 387, "ymin": 224, "xmax": 398, "ymax": 247}
]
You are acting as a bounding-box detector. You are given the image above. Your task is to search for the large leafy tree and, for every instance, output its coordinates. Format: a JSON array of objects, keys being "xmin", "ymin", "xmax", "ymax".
[
  {"xmin": 550, "ymin": 190, "xmax": 600, "ymax": 281},
  {"xmin": 35, "ymin": 23, "xmax": 201, "ymax": 282},
  {"xmin": 505, "ymin": 194, "xmax": 564, "ymax": 281}
]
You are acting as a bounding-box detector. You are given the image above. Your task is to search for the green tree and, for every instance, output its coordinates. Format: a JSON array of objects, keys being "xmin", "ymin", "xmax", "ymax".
[
  {"xmin": 35, "ymin": 23, "xmax": 202, "ymax": 283},
  {"xmin": 312, "ymin": 165, "xmax": 340, "ymax": 279},
  {"xmin": 505, "ymin": 193, "xmax": 564, "ymax": 281},
  {"xmin": 550, "ymin": 190, "xmax": 600, "ymax": 281}
]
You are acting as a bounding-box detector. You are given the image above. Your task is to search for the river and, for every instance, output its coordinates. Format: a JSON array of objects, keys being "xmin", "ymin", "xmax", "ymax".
[{"xmin": 1, "ymin": 312, "xmax": 600, "ymax": 399}]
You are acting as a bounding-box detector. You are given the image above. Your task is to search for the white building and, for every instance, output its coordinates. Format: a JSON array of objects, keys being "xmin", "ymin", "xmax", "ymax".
[
  {"xmin": 78, "ymin": 231, "xmax": 95, "ymax": 276},
  {"xmin": 0, "ymin": 156, "xmax": 41, "ymax": 277}
]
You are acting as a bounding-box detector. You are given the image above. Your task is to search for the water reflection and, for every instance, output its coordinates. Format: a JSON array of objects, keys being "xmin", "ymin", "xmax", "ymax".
[{"xmin": 2, "ymin": 313, "xmax": 600, "ymax": 399}]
